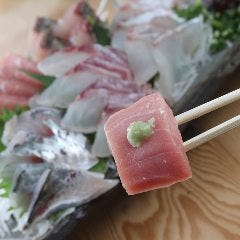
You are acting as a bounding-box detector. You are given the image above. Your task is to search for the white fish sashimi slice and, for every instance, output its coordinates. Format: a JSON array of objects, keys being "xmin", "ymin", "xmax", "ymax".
[
  {"xmin": 31, "ymin": 70, "xmax": 99, "ymax": 108},
  {"xmin": 111, "ymin": 29, "xmax": 126, "ymax": 50},
  {"xmin": 31, "ymin": 170, "xmax": 118, "ymax": 227},
  {"xmin": 124, "ymin": 40, "xmax": 157, "ymax": 84},
  {"xmin": 112, "ymin": 8, "xmax": 183, "ymax": 85},
  {"xmin": 84, "ymin": 57, "xmax": 133, "ymax": 80},
  {"xmin": 37, "ymin": 44, "xmax": 131, "ymax": 78},
  {"xmin": 94, "ymin": 45, "xmax": 130, "ymax": 68},
  {"xmin": 61, "ymin": 96, "xmax": 105, "ymax": 133},
  {"xmin": 118, "ymin": 8, "xmax": 182, "ymax": 30},
  {"xmin": 37, "ymin": 49, "xmax": 90, "ymax": 77},
  {"xmin": 125, "ymin": 13, "xmax": 183, "ymax": 40},
  {"xmin": 114, "ymin": 0, "xmax": 176, "ymax": 24},
  {"xmin": 92, "ymin": 124, "xmax": 111, "ymax": 157},
  {"xmin": 2, "ymin": 107, "xmax": 62, "ymax": 146},
  {"xmin": 152, "ymin": 17, "xmax": 211, "ymax": 105},
  {"xmin": 88, "ymin": 77, "xmax": 142, "ymax": 94},
  {"xmin": 106, "ymin": 91, "xmax": 148, "ymax": 111},
  {"xmin": 11, "ymin": 120, "xmax": 98, "ymax": 171}
]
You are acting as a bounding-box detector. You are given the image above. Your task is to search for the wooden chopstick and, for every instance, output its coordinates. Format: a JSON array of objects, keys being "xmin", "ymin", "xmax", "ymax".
[
  {"xmin": 174, "ymin": 88, "xmax": 240, "ymax": 151},
  {"xmin": 183, "ymin": 115, "xmax": 240, "ymax": 152},
  {"xmin": 175, "ymin": 88, "xmax": 240, "ymax": 125}
]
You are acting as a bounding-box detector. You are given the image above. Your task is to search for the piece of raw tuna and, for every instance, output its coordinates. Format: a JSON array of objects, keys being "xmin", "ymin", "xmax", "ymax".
[{"xmin": 104, "ymin": 93, "xmax": 192, "ymax": 195}]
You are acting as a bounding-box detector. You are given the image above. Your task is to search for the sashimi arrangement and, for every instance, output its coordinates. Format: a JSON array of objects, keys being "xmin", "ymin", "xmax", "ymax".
[
  {"xmin": 0, "ymin": 0, "xmax": 239, "ymax": 239},
  {"xmin": 112, "ymin": 0, "xmax": 240, "ymax": 109}
]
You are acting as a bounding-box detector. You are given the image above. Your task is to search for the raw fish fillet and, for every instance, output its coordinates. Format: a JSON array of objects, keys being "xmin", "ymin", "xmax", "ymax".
[
  {"xmin": 38, "ymin": 44, "xmax": 132, "ymax": 78},
  {"xmin": 111, "ymin": 0, "xmax": 212, "ymax": 107},
  {"xmin": 0, "ymin": 55, "xmax": 43, "ymax": 110},
  {"xmin": 33, "ymin": 44, "xmax": 134, "ymax": 109},
  {"xmin": 112, "ymin": 0, "xmax": 240, "ymax": 112},
  {"xmin": 105, "ymin": 93, "xmax": 192, "ymax": 195},
  {"xmin": 30, "ymin": 0, "xmax": 97, "ymax": 61}
]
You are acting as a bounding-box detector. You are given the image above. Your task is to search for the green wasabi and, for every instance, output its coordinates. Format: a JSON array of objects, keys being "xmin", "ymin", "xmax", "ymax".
[{"xmin": 127, "ymin": 118, "xmax": 155, "ymax": 147}]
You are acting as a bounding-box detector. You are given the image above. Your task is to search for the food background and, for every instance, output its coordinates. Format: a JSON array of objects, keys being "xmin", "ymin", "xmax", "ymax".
[{"xmin": 0, "ymin": 0, "xmax": 240, "ymax": 239}]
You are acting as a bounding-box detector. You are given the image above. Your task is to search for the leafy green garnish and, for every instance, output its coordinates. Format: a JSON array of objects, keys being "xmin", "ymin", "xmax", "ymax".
[
  {"xmin": 175, "ymin": 0, "xmax": 240, "ymax": 54},
  {"xmin": 87, "ymin": 15, "xmax": 111, "ymax": 46},
  {"xmin": 0, "ymin": 106, "xmax": 27, "ymax": 152},
  {"xmin": 8, "ymin": 206, "xmax": 17, "ymax": 212},
  {"xmin": 92, "ymin": 21, "xmax": 111, "ymax": 46},
  {"xmin": 0, "ymin": 178, "xmax": 12, "ymax": 198},
  {"xmin": 208, "ymin": 8, "xmax": 240, "ymax": 53},
  {"xmin": 49, "ymin": 209, "xmax": 65, "ymax": 222},
  {"xmin": 174, "ymin": 0, "xmax": 203, "ymax": 20},
  {"xmin": 89, "ymin": 158, "xmax": 108, "ymax": 174},
  {"xmin": 22, "ymin": 71, "xmax": 55, "ymax": 88}
]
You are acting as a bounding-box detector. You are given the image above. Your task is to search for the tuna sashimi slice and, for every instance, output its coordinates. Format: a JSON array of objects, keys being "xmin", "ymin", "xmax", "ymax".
[{"xmin": 104, "ymin": 93, "xmax": 192, "ymax": 195}]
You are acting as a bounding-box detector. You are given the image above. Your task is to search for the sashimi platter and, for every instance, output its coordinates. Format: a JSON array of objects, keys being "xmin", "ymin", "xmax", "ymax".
[{"xmin": 0, "ymin": 0, "xmax": 240, "ymax": 239}]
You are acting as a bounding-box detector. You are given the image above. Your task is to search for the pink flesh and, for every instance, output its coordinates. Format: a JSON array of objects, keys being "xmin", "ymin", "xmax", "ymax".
[
  {"xmin": 77, "ymin": 76, "xmax": 152, "ymax": 121},
  {"xmin": 53, "ymin": 0, "xmax": 86, "ymax": 40},
  {"xmin": 65, "ymin": 45, "xmax": 133, "ymax": 80},
  {"xmin": 0, "ymin": 94, "xmax": 28, "ymax": 109},
  {"xmin": 0, "ymin": 54, "xmax": 43, "ymax": 90},
  {"xmin": 30, "ymin": 31, "xmax": 57, "ymax": 61},
  {"xmin": 0, "ymin": 54, "xmax": 44, "ymax": 110},
  {"xmin": 0, "ymin": 78, "xmax": 41, "ymax": 97},
  {"xmin": 30, "ymin": 1, "xmax": 95, "ymax": 60},
  {"xmin": 104, "ymin": 93, "xmax": 192, "ymax": 195}
]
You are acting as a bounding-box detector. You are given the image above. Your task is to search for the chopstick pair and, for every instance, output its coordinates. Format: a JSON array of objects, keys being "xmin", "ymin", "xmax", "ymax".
[{"xmin": 175, "ymin": 89, "xmax": 240, "ymax": 152}]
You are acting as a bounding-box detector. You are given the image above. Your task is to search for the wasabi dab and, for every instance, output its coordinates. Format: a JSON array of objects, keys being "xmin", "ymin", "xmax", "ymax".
[{"xmin": 127, "ymin": 118, "xmax": 155, "ymax": 147}]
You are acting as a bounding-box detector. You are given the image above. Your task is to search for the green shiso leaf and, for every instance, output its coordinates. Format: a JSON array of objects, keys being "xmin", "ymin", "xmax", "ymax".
[
  {"xmin": 0, "ymin": 107, "xmax": 27, "ymax": 199},
  {"xmin": 0, "ymin": 106, "xmax": 27, "ymax": 152},
  {"xmin": 87, "ymin": 15, "xmax": 111, "ymax": 46},
  {"xmin": 174, "ymin": 0, "xmax": 203, "ymax": 20},
  {"xmin": 8, "ymin": 206, "xmax": 17, "ymax": 212},
  {"xmin": 92, "ymin": 21, "xmax": 111, "ymax": 46},
  {"xmin": 49, "ymin": 209, "xmax": 65, "ymax": 222},
  {"xmin": 22, "ymin": 70, "xmax": 55, "ymax": 88},
  {"xmin": 89, "ymin": 158, "xmax": 108, "ymax": 174},
  {"xmin": 0, "ymin": 178, "xmax": 12, "ymax": 198}
]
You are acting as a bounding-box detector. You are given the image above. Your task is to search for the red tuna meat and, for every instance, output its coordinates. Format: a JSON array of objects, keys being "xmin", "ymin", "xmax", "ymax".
[{"xmin": 104, "ymin": 93, "xmax": 192, "ymax": 195}]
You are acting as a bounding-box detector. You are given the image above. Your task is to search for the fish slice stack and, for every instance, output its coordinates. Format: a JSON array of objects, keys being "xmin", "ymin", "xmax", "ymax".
[
  {"xmin": 0, "ymin": 55, "xmax": 43, "ymax": 109},
  {"xmin": 0, "ymin": 0, "xmax": 239, "ymax": 239},
  {"xmin": 33, "ymin": 44, "xmax": 152, "ymax": 157},
  {"xmin": 0, "ymin": 2, "xmax": 154, "ymax": 238}
]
